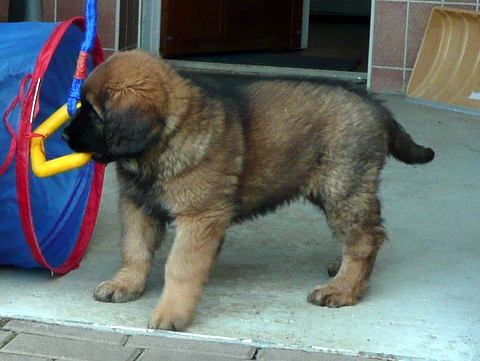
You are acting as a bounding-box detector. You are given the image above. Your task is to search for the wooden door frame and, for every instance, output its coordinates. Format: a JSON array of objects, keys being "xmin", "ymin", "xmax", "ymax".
[
  {"xmin": 138, "ymin": 0, "xmax": 162, "ymax": 53},
  {"xmin": 138, "ymin": 0, "xmax": 366, "ymax": 81}
]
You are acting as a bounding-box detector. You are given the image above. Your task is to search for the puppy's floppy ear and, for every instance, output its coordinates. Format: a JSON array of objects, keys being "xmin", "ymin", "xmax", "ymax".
[{"xmin": 103, "ymin": 104, "xmax": 164, "ymax": 160}]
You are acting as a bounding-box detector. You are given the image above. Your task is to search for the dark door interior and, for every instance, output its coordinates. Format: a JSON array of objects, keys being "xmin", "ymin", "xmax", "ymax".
[{"xmin": 160, "ymin": 0, "xmax": 304, "ymax": 57}]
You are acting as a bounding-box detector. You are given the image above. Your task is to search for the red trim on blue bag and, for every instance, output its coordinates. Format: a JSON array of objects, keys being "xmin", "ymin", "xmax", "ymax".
[
  {"xmin": 58, "ymin": 163, "xmax": 105, "ymax": 273},
  {"xmin": 16, "ymin": 18, "xmax": 105, "ymax": 274}
]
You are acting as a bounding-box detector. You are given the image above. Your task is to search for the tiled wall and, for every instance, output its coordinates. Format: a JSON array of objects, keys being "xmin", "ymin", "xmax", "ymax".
[
  {"xmin": 47, "ymin": 0, "xmax": 118, "ymax": 57},
  {"xmin": 0, "ymin": 0, "xmax": 138, "ymax": 58},
  {"xmin": 369, "ymin": 0, "xmax": 480, "ymax": 92}
]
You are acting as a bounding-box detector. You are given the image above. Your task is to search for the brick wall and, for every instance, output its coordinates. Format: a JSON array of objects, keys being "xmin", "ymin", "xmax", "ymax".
[{"xmin": 0, "ymin": 0, "xmax": 139, "ymax": 58}]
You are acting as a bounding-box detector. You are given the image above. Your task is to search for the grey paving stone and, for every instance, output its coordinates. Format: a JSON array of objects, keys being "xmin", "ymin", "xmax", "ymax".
[
  {"xmin": 137, "ymin": 348, "xmax": 254, "ymax": 361},
  {"xmin": 3, "ymin": 320, "xmax": 128, "ymax": 345},
  {"xmin": 127, "ymin": 334, "xmax": 257, "ymax": 359},
  {"xmin": 0, "ymin": 354, "xmax": 53, "ymax": 361},
  {"xmin": 257, "ymin": 348, "xmax": 373, "ymax": 361},
  {"xmin": 0, "ymin": 330, "xmax": 14, "ymax": 345},
  {"xmin": 0, "ymin": 333, "xmax": 141, "ymax": 361}
]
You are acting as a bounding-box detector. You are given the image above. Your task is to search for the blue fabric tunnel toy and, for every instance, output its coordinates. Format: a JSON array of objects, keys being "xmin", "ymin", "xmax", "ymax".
[{"xmin": 0, "ymin": 19, "xmax": 105, "ymax": 274}]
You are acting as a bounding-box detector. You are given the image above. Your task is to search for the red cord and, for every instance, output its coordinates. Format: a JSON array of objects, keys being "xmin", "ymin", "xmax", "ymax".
[{"xmin": 73, "ymin": 51, "xmax": 89, "ymax": 80}]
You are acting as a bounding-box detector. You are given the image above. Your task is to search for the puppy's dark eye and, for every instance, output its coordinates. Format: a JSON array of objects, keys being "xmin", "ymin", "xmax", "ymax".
[{"xmin": 80, "ymin": 100, "xmax": 104, "ymax": 126}]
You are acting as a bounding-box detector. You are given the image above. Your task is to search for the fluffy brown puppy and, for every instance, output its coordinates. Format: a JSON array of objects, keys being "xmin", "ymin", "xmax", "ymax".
[{"xmin": 62, "ymin": 49, "xmax": 434, "ymax": 331}]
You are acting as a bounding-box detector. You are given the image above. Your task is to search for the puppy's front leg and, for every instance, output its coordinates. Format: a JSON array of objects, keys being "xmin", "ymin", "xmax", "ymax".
[
  {"xmin": 149, "ymin": 214, "xmax": 229, "ymax": 331},
  {"xmin": 94, "ymin": 198, "xmax": 164, "ymax": 303}
]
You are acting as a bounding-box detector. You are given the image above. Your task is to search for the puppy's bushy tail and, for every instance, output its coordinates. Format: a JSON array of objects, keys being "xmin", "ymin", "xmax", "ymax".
[{"xmin": 384, "ymin": 114, "xmax": 435, "ymax": 165}]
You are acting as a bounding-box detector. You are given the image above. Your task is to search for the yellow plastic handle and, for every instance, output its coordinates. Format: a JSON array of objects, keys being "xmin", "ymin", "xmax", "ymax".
[{"xmin": 31, "ymin": 103, "xmax": 93, "ymax": 178}]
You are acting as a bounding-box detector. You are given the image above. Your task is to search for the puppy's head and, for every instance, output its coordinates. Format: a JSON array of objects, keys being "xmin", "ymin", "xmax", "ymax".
[{"xmin": 62, "ymin": 50, "xmax": 175, "ymax": 163}]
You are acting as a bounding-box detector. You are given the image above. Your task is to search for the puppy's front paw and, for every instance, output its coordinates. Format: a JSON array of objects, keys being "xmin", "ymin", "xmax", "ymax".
[
  {"xmin": 148, "ymin": 298, "xmax": 194, "ymax": 331},
  {"xmin": 94, "ymin": 280, "xmax": 143, "ymax": 303},
  {"xmin": 307, "ymin": 284, "xmax": 359, "ymax": 308}
]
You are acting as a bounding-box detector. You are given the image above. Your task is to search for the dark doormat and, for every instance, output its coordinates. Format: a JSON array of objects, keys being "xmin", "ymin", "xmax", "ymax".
[{"xmin": 176, "ymin": 52, "xmax": 361, "ymax": 72}]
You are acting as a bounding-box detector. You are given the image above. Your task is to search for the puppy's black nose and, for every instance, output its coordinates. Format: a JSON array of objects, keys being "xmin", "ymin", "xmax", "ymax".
[{"xmin": 61, "ymin": 130, "xmax": 69, "ymax": 142}]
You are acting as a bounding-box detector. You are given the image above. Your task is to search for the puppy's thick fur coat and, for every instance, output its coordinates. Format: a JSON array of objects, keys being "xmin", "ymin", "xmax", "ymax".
[{"xmin": 63, "ymin": 50, "xmax": 434, "ymax": 331}]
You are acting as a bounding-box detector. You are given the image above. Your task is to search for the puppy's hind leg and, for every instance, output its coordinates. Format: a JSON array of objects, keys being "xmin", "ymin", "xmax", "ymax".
[
  {"xmin": 94, "ymin": 197, "xmax": 165, "ymax": 303},
  {"xmin": 307, "ymin": 170, "xmax": 386, "ymax": 307},
  {"xmin": 305, "ymin": 194, "xmax": 343, "ymax": 278}
]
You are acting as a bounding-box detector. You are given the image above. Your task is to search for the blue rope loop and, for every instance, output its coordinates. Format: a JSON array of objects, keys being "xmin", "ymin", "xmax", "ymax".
[
  {"xmin": 67, "ymin": 78, "xmax": 83, "ymax": 115},
  {"xmin": 81, "ymin": 0, "xmax": 98, "ymax": 54},
  {"xmin": 67, "ymin": 0, "xmax": 98, "ymax": 116}
]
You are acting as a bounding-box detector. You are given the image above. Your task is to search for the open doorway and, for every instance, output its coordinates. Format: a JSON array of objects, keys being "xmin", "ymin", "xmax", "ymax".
[
  {"xmin": 306, "ymin": 0, "xmax": 370, "ymax": 72},
  {"xmin": 305, "ymin": 14, "xmax": 370, "ymax": 72},
  {"xmin": 138, "ymin": 0, "xmax": 370, "ymax": 75}
]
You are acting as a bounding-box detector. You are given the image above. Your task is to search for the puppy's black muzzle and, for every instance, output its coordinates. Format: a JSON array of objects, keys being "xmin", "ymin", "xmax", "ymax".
[{"xmin": 61, "ymin": 106, "xmax": 114, "ymax": 164}]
